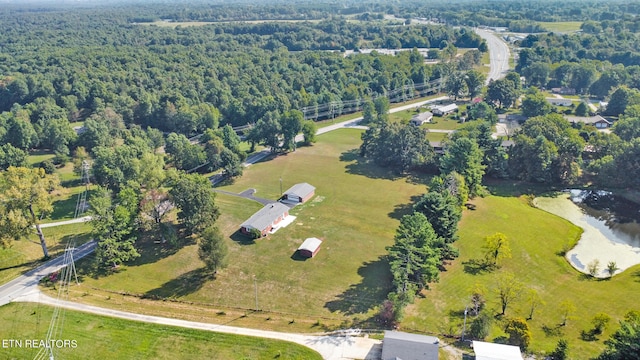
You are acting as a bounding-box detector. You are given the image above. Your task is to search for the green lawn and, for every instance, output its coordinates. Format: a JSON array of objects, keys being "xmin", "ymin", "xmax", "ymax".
[
  {"xmin": 401, "ymin": 194, "xmax": 640, "ymax": 359},
  {"xmin": 27, "ymin": 150, "xmax": 55, "ymax": 167},
  {"xmin": 0, "ymin": 302, "xmax": 321, "ymax": 360},
  {"xmin": 57, "ymin": 128, "xmax": 428, "ymax": 331},
  {"xmin": 538, "ymin": 21, "xmax": 583, "ymax": 32}
]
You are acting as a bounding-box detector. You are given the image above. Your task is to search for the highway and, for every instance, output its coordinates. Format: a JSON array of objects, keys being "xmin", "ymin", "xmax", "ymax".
[{"xmin": 474, "ymin": 28, "xmax": 511, "ymax": 84}]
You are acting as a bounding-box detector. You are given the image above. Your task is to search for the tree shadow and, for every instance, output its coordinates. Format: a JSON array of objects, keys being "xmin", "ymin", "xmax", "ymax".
[
  {"xmin": 542, "ymin": 323, "xmax": 564, "ymax": 337},
  {"xmin": 633, "ymin": 270, "xmax": 640, "ymax": 282},
  {"xmin": 580, "ymin": 329, "xmax": 601, "ymax": 342},
  {"xmin": 229, "ymin": 230, "xmax": 256, "ymax": 246},
  {"xmin": 339, "ymin": 149, "xmax": 401, "ymax": 181},
  {"xmin": 484, "ymin": 178, "xmax": 556, "ymax": 198},
  {"xmin": 387, "ymin": 195, "xmax": 423, "ymax": 220},
  {"xmin": 324, "ymin": 257, "xmax": 391, "ymax": 316},
  {"xmin": 144, "ymin": 267, "xmax": 209, "ymax": 299},
  {"xmin": 462, "ymin": 259, "xmax": 495, "ymax": 275},
  {"xmin": 127, "ymin": 234, "xmax": 195, "ymax": 267}
]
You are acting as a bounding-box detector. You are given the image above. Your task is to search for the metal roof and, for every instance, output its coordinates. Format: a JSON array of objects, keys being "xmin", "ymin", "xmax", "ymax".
[
  {"xmin": 381, "ymin": 331, "xmax": 439, "ymax": 360},
  {"xmin": 472, "ymin": 341, "xmax": 523, "ymax": 360},
  {"xmin": 240, "ymin": 202, "xmax": 290, "ymax": 231},
  {"xmin": 284, "ymin": 183, "xmax": 315, "ymax": 198},
  {"xmin": 434, "ymin": 103, "xmax": 458, "ymax": 113},
  {"xmin": 298, "ymin": 237, "xmax": 322, "ymax": 252}
]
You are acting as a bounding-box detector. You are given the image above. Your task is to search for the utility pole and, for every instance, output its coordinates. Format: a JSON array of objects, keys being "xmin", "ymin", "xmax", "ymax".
[
  {"xmin": 279, "ymin": 178, "xmax": 283, "ymax": 196},
  {"xmin": 461, "ymin": 305, "xmax": 469, "ymax": 342}
]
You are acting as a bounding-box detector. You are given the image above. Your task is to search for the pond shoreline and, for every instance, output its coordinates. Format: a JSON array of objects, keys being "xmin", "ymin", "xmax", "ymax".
[{"xmin": 533, "ymin": 191, "xmax": 640, "ymax": 278}]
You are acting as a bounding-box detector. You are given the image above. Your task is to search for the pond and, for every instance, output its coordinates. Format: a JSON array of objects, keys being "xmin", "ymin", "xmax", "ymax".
[{"xmin": 533, "ymin": 190, "xmax": 640, "ymax": 277}]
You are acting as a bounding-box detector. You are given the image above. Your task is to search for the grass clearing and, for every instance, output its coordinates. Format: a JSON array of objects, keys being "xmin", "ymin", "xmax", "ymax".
[
  {"xmin": 54, "ymin": 128, "xmax": 428, "ymax": 331},
  {"xmin": 0, "ymin": 302, "xmax": 321, "ymax": 360},
  {"xmin": 27, "ymin": 150, "xmax": 55, "ymax": 167},
  {"xmin": 538, "ymin": 21, "xmax": 583, "ymax": 32},
  {"xmin": 401, "ymin": 194, "xmax": 640, "ymax": 358}
]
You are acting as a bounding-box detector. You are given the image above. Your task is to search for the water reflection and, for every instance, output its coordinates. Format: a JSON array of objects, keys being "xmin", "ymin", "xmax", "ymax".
[{"xmin": 570, "ymin": 190, "xmax": 640, "ymax": 248}]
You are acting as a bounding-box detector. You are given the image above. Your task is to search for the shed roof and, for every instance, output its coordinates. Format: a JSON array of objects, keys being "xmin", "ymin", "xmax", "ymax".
[
  {"xmin": 436, "ymin": 103, "xmax": 458, "ymax": 113},
  {"xmin": 472, "ymin": 341, "xmax": 523, "ymax": 360},
  {"xmin": 284, "ymin": 183, "xmax": 315, "ymax": 198},
  {"xmin": 382, "ymin": 331, "xmax": 439, "ymax": 360},
  {"xmin": 241, "ymin": 202, "xmax": 289, "ymax": 231},
  {"xmin": 298, "ymin": 237, "xmax": 322, "ymax": 252}
]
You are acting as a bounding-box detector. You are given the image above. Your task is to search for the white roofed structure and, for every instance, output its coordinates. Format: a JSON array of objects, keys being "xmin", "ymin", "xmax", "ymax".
[
  {"xmin": 297, "ymin": 237, "xmax": 323, "ymax": 258},
  {"xmin": 472, "ymin": 341, "xmax": 523, "ymax": 360}
]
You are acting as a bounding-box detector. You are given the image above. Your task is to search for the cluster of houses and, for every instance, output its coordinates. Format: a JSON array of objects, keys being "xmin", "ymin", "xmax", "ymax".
[
  {"xmin": 410, "ymin": 103, "xmax": 459, "ymax": 126},
  {"xmin": 239, "ymin": 182, "xmax": 322, "ymax": 258}
]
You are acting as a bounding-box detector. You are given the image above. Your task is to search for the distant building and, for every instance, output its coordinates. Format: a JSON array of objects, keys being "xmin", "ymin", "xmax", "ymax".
[
  {"xmin": 432, "ymin": 103, "xmax": 458, "ymax": 116},
  {"xmin": 410, "ymin": 111, "xmax": 433, "ymax": 126},
  {"xmin": 566, "ymin": 115, "xmax": 612, "ymax": 129},
  {"xmin": 240, "ymin": 203, "xmax": 290, "ymax": 237},
  {"xmin": 381, "ymin": 331, "xmax": 439, "ymax": 360},
  {"xmin": 546, "ymin": 98, "xmax": 573, "ymax": 106},
  {"xmin": 551, "ymin": 87, "xmax": 576, "ymax": 95},
  {"xmin": 297, "ymin": 237, "xmax": 322, "ymax": 258},
  {"xmin": 472, "ymin": 341, "xmax": 523, "ymax": 360},
  {"xmin": 282, "ymin": 183, "xmax": 315, "ymax": 203}
]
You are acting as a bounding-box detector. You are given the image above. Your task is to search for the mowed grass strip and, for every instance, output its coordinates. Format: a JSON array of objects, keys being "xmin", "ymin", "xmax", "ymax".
[
  {"xmin": 66, "ymin": 128, "xmax": 427, "ymax": 326},
  {"xmin": 401, "ymin": 195, "xmax": 640, "ymax": 358},
  {"xmin": 0, "ymin": 303, "xmax": 321, "ymax": 360}
]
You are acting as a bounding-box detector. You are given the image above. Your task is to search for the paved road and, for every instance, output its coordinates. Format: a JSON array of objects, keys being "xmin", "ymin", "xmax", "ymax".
[
  {"xmin": 0, "ymin": 240, "xmax": 96, "ymax": 307},
  {"xmin": 474, "ymin": 28, "xmax": 511, "ymax": 84}
]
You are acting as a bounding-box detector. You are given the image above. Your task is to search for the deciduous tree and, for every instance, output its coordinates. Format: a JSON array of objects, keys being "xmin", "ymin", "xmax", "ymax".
[
  {"xmin": 0, "ymin": 167, "xmax": 60, "ymax": 258},
  {"xmin": 495, "ymin": 272, "xmax": 522, "ymax": 315},
  {"xmin": 169, "ymin": 172, "xmax": 219, "ymax": 235}
]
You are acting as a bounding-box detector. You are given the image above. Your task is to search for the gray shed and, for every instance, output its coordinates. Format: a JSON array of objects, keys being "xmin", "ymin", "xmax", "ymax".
[{"xmin": 382, "ymin": 331, "xmax": 439, "ymax": 360}]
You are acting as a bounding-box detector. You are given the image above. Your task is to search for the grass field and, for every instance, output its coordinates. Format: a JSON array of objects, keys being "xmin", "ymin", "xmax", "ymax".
[
  {"xmin": 0, "ymin": 302, "xmax": 321, "ymax": 360},
  {"xmin": 401, "ymin": 194, "xmax": 640, "ymax": 358},
  {"xmin": 54, "ymin": 129, "xmax": 427, "ymax": 332},
  {"xmin": 538, "ymin": 21, "xmax": 583, "ymax": 33}
]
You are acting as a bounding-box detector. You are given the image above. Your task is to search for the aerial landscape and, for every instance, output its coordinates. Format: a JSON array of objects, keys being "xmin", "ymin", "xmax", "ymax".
[{"xmin": 1, "ymin": 0, "xmax": 640, "ymax": 359}]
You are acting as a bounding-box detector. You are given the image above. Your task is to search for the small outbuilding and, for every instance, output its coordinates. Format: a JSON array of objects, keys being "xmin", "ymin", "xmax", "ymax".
[
  {"xmin": 410, "ymin": 111, "xmax": 433, "ymax": 126},
  {"xmin": 240, "ymin": 202, "xmax": 290, "ymax": 237},
  {"xmin": 382, "ymin": 331, "xmax": 439, "ymax": 360},
  {"xmin": 282, "ymin": 183, "xmax": 315, "ymax": 203},
  {"xmin": 472, "ymin": 341, "xmax": 523, "ymax": 360},
  {"xmin": 432, "ymin": 103, "xmax": 458, "ymax": 116},
  {"xmin": 297, "ymin": 237, "xmax": 323, "ymax": 258}
]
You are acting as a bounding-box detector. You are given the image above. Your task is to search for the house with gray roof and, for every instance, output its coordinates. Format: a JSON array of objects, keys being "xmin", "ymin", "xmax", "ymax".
[
  {"xmin": 410, "ymin": 111, "xmax": 433, "ymax": 126},
  {"xmin": 381, "ymin": 331, "xmax": 439, "ymax": 360},
  {"xmin": 240, "ymin": 202, "xmax": 290, "ymax": 237},
  {"xmin": 282, "ymin": 183, "xmax": 315, "ymax": 203},
  {"xmin": 565, "ymin": 115, "xmax": 612, "ymax": 129}
]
